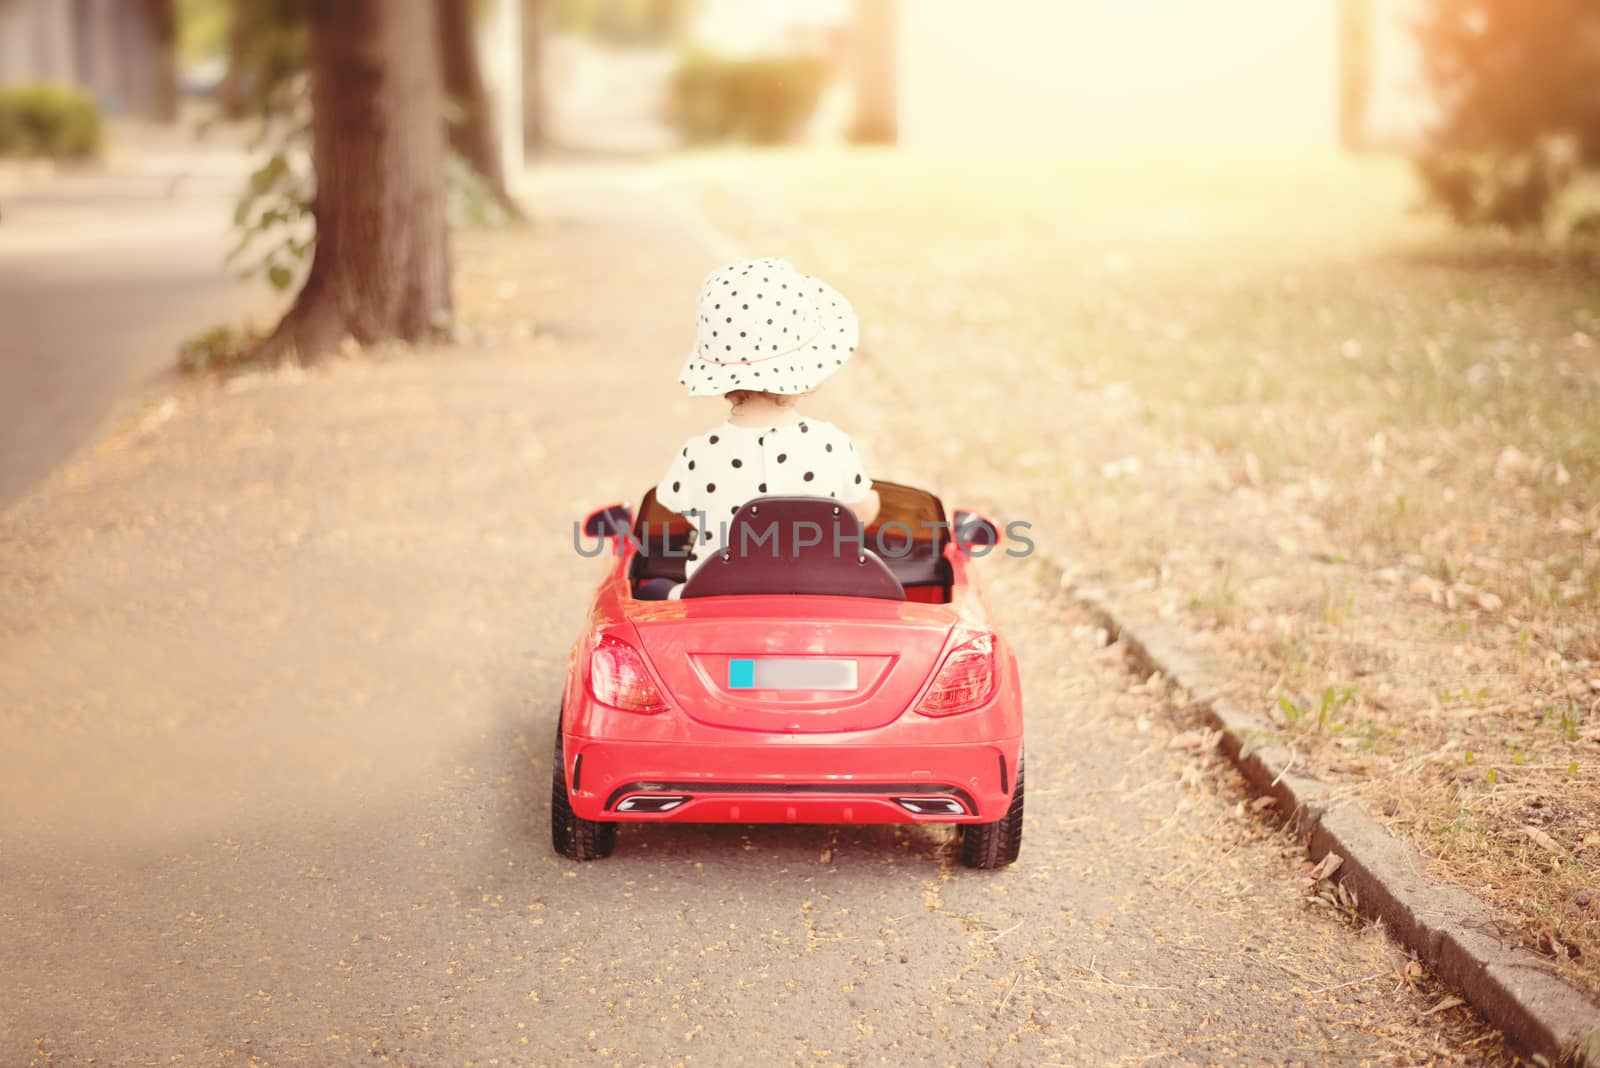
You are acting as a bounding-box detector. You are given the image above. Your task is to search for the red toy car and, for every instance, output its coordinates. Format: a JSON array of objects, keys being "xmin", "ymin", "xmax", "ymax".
[{"xmin": 553, "ymin": 480, "xmax": 1024, "ymax": 868}]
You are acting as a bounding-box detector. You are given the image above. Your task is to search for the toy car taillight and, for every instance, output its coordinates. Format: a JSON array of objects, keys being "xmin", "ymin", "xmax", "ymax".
[
  {"xmin": 589, "ymin": 633, "xmax": 665, "ymax": 713},
  {"xmin": 914, "ymin": 634, "xmax": 997, "ymax": 717}
]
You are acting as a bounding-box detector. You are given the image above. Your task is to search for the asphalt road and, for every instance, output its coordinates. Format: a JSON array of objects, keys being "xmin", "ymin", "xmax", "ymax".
[
  {"xmin": 0, "ymin": 161, "xmax": 273, "ymax": 511},
  {"xmin": 0, "ymin": 176, "xmax": 1513, "ymax": 1066}
]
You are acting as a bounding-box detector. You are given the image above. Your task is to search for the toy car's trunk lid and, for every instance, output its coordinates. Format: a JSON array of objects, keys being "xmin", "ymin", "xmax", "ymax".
[{"xmin": 631, "ymin": 598, "xmax": 956, "ymax": 733}]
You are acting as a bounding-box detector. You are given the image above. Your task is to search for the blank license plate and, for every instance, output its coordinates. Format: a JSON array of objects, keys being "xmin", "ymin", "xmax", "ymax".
[{"xmin": 728, "ymin": 658, "xmax": 858, "ymax": 691}]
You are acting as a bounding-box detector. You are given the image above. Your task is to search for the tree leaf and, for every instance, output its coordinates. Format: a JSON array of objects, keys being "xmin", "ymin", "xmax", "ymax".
[
  {"xmin": 1308, "ymin": 853, "xmax": 1344, "ymax": 881},
  {"xmin": 1421, "ymin": 995, "xmax": 1465, "ymax": 1016},
  {"xmin": 1524, "ymin": 826, "xmax": 1564, "ymax": 856}
]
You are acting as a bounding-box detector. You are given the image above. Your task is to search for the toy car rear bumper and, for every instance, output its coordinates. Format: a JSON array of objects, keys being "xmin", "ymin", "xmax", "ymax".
[{"xmin": 562, "ymin": 737, "xmax": 1021, "ymax": 824}]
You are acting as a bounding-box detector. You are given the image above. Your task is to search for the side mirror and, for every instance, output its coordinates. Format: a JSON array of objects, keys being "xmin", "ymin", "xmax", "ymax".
[
  {"xmin": 582, "ymin": 503, "xmax": 633, "ymax": 538},
  {"xmin": 952, "ymin": 509, "xmax": 998, "ymax": 554}
]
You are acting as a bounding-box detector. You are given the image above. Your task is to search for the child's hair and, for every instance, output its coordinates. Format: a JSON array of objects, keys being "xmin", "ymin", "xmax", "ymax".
[{"xmin": 725, "ymin": 389, "xmax": 803, "ymax": 407}]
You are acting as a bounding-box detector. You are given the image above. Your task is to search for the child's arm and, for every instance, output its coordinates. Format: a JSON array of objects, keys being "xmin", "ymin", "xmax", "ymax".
[
  {"xmin": 833, "ymin": 430, "xmax": 880, "ymax": 527},
  {"xmin": 850, "ymin": 488, "xmax": 881, "ymax": 528}
]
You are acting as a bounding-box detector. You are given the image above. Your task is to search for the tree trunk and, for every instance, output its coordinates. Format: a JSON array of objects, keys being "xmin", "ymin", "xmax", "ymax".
[
  {"xmin": 142, "ymin": 0, "xmax": 179, "ymax": 121},
  {"xmin": 263, "ymin": 0, "xmax": 452, "ymax": 363},
  {"xmin": 520, "ymin": 0, "xmax": 545, "ymax": 152},
  {"xmin": 1338, "ymin": 0, "xmax": 1372, "ymax": 151},
  {"xmin": 850, "ymin": 0, "xmax": 897, "ymax": 143},
  {"xmin": 436, "ymin": 0, "xmax": 523, "ymax": 218},
  {"xmin": 215, "ymin": 0, "xmax": 252, "ymax": 118}
]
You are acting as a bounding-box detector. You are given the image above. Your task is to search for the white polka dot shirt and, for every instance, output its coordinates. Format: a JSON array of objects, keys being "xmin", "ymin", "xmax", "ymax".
[{"xmin": 656, "ymin": 418, "xmax": 871, "ymax": 580}]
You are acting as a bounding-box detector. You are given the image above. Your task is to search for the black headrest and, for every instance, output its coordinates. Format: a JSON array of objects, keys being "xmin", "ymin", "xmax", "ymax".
[{"xmin": 680, "ymin": 497, "xmax": 906, "ymax": 601}]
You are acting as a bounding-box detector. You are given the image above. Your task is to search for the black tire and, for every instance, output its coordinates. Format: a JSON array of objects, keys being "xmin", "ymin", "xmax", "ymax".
[
  {"xmin": 551, "ymin": 721, "xmax": 616, "ymax": 861},
  {"xmin": 960, "ymin": 755, "xmax": 1023, "ymax": 869}
]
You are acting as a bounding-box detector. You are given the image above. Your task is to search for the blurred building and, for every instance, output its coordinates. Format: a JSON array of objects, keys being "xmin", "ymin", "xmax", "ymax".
[
  {"xmin": 888, "ymin": 0, "xmax": 1429, "ymax": 150},
  {"xmin": 0, "ymin": 0, "xmax": 170, "ymax": 116}
]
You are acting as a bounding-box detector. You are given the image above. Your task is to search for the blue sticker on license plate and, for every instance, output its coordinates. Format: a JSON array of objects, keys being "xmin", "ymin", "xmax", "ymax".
[{"xmin": 728, "ymin": 658, "xmax": 858, "ymax": 691}]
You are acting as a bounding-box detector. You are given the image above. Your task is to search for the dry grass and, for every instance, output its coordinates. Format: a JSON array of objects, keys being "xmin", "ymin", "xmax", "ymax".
[{"xmin": 667, "ymin": 147, "xmax": 1600, "ymax": 992}]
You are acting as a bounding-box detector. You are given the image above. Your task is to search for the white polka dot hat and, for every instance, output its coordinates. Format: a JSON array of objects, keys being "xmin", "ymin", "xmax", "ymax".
[{"xmin": 679, "ymin": 258, "xmax": 860, "ymax": 397}]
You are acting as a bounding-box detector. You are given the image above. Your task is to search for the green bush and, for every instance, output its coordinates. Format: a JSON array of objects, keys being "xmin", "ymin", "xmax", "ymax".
[
  {"xmin": 1416, "ymin": 146, "xmax": 1576, "ymax": 231},
  {"xmin": 0, "ymin": 84, "xmax": 103, "ymax": 159},
  {"xmin": 1413, "ymin": 0, "xmax": 1600, "ymax": 229},
  {"xmin": 669, "ymin": 52, "xmax": 827, "ymax": 145}
]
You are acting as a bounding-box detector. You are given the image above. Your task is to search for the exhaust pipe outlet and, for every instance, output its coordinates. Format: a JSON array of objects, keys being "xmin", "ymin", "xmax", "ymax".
[
  {"xmin": 893, "ymin": 796, "xmax": 967, "ymax": 816},
  {"xmin": 616, "ymin": 794, "xmax": 689, "ymax": 813}
]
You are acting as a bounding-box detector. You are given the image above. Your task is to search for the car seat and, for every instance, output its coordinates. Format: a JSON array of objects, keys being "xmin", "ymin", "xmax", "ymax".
[{"xmin": 679, "ymin": 497, "xmax": 905, "ymax": 601}]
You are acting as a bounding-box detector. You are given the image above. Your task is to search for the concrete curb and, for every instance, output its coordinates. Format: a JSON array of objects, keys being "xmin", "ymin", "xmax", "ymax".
[{"xmin": 1066, "ymin": 578, "xmax": 1600, "ymax": 1067}]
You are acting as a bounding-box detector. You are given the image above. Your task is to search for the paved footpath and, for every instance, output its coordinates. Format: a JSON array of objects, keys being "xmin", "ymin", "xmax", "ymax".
[
  {"xmin": 0, "ymin": 171, "xmax": 1514, "ymax": 1066},
  {"xmin": 0, "ymin": 152, "xmax": 275, "ymax": 511}
]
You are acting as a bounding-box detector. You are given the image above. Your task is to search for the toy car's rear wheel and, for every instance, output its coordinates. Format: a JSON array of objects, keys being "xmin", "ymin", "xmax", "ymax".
[
  {"xmin": 551, "ymin": 720, "xmax": 616, "ymax": 861},
  {"xmin": 960, "ymin": 754, "xmax": 1023, "ymax": 869}
]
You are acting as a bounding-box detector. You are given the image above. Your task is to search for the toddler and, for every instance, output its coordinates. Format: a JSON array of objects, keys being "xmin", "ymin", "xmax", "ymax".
[{"xmin": 656, "ymin": 259, "xmax": 880, "ymax": 587}]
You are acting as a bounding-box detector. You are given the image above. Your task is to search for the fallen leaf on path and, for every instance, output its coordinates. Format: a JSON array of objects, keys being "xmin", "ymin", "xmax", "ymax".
[
  {"xmin": 1421, "ymin": 996, "xmax": 1465, "ymax": 1016},
  {"xmin": 1410, "ymin": 575, "xmax": 1442, "ymax": 597},
  {"xmin": 1523, "ymin": 826, "xmax": 1564, "ymax": 856},
  {"xmin": 1168, "ymin": 729, "xmax": 1222, "ymax": 752},
  {"xmin": 1100, "ymin": 456, "xmax": 1142, "ymax": 480},
  {"xmin": 138, "ymin": 397, "xmax": 178, "ymax": 436},
  {"xmin": 1308, "ymin": 853, "xmax": 1344, "ymax": 881}
]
